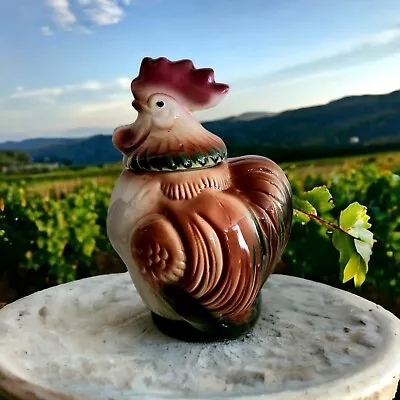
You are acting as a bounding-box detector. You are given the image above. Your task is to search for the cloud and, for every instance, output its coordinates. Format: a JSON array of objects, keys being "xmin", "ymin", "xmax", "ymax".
[
  {"xmin": 78, "ymin": 0, "xmax": 127, "ymax": 26},
  {"xmin": 63, "ymin": 95, "xmax": 135, "ymax": 130},
  {"xmin": 115, "ymin": 77, "xmax": 131, "ymax": 89},
  {"xmin": 41, "ymin": 26, "xmax": 54, "ymax": 36},
  {"xmin": 76, "ymin": 98, "xmax": 128, "ymax": 114},
  {"xmin": 44, "ymin": 0, "xmax": 131, "ymax": 31},
  {"xmin": 238, "ymin": 26, "xmax": 400, "ymax": 90},
  {"xmin": 45, "ymin": 0, "xmax": 77, "ymax": 29},
  {"xmin": 65, "ymin": 80, "xmax": 105, "ymax": 91},
  {"xmin": 360, "ymin": 26, "xmax": 400, "ymax": 46},
  {"xmin": 8, "ymin": 77, "xmax": 131, "ymax": 102},
  {"xmin": 11, "ymin": 87, "xmax": 65, "ymax": 100}
]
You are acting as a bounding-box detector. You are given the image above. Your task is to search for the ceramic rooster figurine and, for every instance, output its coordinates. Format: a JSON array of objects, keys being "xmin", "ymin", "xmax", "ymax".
[{"xmin": 107, "ymin": 57, "xmax": 293, "ymax": 341}]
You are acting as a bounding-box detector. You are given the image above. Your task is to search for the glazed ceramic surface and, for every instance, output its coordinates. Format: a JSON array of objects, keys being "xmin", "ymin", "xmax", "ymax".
[{"xmin": 107, "ymin": 57, "xmax": 293, "ymax": 340}]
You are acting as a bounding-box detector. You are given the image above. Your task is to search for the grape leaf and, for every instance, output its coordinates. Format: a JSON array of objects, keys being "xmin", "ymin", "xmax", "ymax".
[
  {"xmin": 340, "ymin": 202, "xmax": 374, "ymax": 254},
  {"xmin": 340, "ymin": 202, "xmax": 371, "ymax": 231},
  {"xmin": 354, "ymin": 238, "xmax": 372, "ymax": 267},
  {"xmin": 332, "ymin": 202, "xmax": 374, "ymax": 287},
  {"xmin": 344, "ymin": 254, "xmax": 367, "ymax": 286},
  {"xmin": 293, "ymin": 197, "xmax": 317, "ymax": 215},
  {"xmin": 349, "ymin": 226, "xmax": 374, "ymax": 246},
  {"xmin": 293, "ymin": 209, "xmax": 311, "ymax": 223},
  {"xmin": 333, "ymin": 231, "xmax": 368, "ymax": 287},
  {"xmin": 293, "ymin": 187, "xmax": 335, "ymax": 224},
  {"xmin": 304, "ymin": 186, "xmax": 335, "ymax": 214},
  {"xmin": 293, "ymin": 196, "xmax": 317, "ymax": 223},
  {"xmin": 332, "ymin": 231, "xmax": 354, "ymax": 272}
]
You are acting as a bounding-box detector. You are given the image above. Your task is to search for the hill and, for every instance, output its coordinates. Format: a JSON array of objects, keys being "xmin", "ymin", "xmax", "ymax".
[
  {"xmin": 0, "ymin": 138, "xmax": 84, "ymax": 151},
  {"xmin": 26, "ymin": 135, "xmax": 120, "ymax": 165},
  {"xmin": 204, "ymin": 89, "xmax": 400, "ymax": 160},
  {"xmin": 219, "ymin": 111, "xmax": 277, "ymax": 122},
  {"xmin": 1, "ymin": 90, "xmax": 399, "ymax": 164}
]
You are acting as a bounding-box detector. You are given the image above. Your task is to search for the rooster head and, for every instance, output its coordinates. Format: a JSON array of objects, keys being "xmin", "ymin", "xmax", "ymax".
[{"xmin": 112, "ymin": 57, "xmax": 229, "ymax": 172}]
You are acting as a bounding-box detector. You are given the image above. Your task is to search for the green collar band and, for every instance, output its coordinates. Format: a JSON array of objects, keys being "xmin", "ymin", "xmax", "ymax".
[{"xmin": 125, "ymin": 148, "xmax": 227, "ymax": 172}]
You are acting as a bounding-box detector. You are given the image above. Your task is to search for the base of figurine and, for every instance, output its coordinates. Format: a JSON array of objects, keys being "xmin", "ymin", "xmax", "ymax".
[
  {"xmin": 151, "ymin": 312, "xmax": 218, "ymax": 342},
  {"xmin": 0, "ymin": 273, "xmax": 399, "ymax": 400},
  {"xmin": 151, "ymin": 296, "xmax": 261, "ymax": 342}
]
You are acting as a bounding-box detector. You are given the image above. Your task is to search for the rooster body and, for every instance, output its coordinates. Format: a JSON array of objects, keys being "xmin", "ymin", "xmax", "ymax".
[{"xmin": 107, "ymin": 57, "xmax": 292, "ymax": 340}]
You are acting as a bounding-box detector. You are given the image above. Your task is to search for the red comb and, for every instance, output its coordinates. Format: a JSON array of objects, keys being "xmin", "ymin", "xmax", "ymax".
[{"xmin": 131, "ymin": 57, "xmax": 229, "ymax": 111}]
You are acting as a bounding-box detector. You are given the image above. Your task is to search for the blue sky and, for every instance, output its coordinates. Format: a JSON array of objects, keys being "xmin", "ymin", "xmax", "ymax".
[{"xmin": 1, "ymin": 0, "xmax": 400, "ymax": 141}]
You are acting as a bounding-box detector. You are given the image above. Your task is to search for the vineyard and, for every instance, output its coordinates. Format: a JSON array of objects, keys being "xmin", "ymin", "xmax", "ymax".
[{"xmin": 0, "ymin": 156, "xmax": 400, "ymax": 316}]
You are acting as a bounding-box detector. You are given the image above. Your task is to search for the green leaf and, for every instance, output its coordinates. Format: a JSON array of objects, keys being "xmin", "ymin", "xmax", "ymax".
[
  {"xmin": 349, "ymin": 227, "xmax": 374, "ymax": 246},
  {"xmin": 304, "ymin": 186, "xmax": 335, "ymax": 214},
  {"xmin": 354, "ymin": 238, "xmax": 372, "ymax": 267},
  {"xmin": 293, "ymin": 196, "xmax": 317, "ymax": 215},
  {"xmin": 293, "ymin": 195, "xmax": 318, "ymax": 223},
  {"xmin": 343, "ymin": 254, "xmax": 362, "ymax": 283},
  {"xmin": 332, "ymin": 228, "xmax": 370, "ymax": 288},
  {"xmin": 293, "ymin": 209, "xmax": 311, "ymax": 223},
  {"xmin": 340, "ymin": 202, "xmax": 372, "ymax": 231},
  {"xmin": 336, "ymin": 203, "xmax": 374, "ymax": 287},
  {"xmin": 343, "ymin": 254, "xmax": 367, "ymax": 286},
  {"xmin": 332, "ymin": 231, "xmax": 354, "ymax": 272}
]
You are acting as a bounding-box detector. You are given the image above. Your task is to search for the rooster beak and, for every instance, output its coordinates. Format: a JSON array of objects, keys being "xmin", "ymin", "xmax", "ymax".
[{"xmin": 132, "ymin": 100, "xmax": 143, "ymax": 112}]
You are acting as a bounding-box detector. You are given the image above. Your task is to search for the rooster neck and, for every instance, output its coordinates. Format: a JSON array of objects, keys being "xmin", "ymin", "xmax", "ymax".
[
  {"xmin": 160, "ymin": 162, "xmax": 231, "ymax": 201},
  {"xmin": 125, "ymin": 141, "xmax": 227, "ymax": 173},
  {"xmin": 123, "ymin": 122, "xmax": 227, "ymax": 173}
]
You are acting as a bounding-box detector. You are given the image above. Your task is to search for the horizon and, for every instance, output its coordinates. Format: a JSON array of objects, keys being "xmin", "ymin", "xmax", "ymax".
[
  {"xmin": 1, "ymin": 87, "xmax": 400, "ymax": 144},
  {"xmin": 1, "ymin": 1, "xmax": 400, "ymax": 141}
]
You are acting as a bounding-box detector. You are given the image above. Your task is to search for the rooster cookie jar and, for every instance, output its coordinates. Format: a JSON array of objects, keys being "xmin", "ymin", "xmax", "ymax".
[{"xmin": 107, "ymin": 57, "xmax": 293, "ymax": 341}]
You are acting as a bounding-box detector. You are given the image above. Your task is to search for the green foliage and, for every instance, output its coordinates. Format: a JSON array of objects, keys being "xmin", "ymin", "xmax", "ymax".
[
  {"xmin": 0, "ymin": 150, "xmax": 31, "ymax": 167},
  {"xmin": 1, "ymin": 163, "xmax": 121, "ymax": 182},
  {"xmin": 287, "ymin": 164, "xmax": 400, "ymax": 298},
  {"xmin": 0, "ymin": 162, "xmax": 399, "ymax": 304},
  {"xmin": 293, "ymin": 186, "xmax": 334, "ymax": 222},
  {"xmin": 332, "ymin": 203, "xmax": 373, "ymax": 287},
  {"xmin": 293, "ymin": 188, "xmax": 374, "ymax": 287},
  {"xmin": 0, "ymin": 181, "xmax": 116, "ymax": 297},
  {"xmin": 304, "ymin": 186, "xmax": 335, "ymax": 214}
]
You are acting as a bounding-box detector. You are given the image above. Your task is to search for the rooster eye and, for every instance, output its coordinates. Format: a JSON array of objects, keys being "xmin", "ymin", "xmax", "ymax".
[{"xmin": 156, "ymin": 101, "xmax": 165, "ymax": 108}]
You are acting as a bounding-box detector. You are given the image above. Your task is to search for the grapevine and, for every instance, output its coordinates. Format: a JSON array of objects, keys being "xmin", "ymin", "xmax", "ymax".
[
  {"xmin": 293, "ymin": 187, "xmax": 374, "ymax": 287},
  {"xmin": 0, "ymin": 163, "xmax": 399, "ymax": 302}
]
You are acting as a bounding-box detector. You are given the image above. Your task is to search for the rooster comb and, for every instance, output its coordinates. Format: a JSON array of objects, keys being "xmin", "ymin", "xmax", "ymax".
[{"xmin": 131, "ymin": 57, "xmax": 229, "ymax": 111}]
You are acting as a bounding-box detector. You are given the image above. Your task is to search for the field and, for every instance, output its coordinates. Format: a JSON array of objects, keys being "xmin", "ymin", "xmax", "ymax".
[{"xmin": 1, "ymin": 151, "xmax": 400, "ymax": 318}]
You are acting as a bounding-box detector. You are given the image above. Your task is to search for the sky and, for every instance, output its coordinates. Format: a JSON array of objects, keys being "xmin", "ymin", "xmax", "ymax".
[{"xmin": 0, "ymin": 0, "xmax": 400, "ymax": 141}]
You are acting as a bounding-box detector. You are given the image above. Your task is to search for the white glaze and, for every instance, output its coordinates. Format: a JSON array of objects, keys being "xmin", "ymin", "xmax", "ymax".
[
  {"xmin": 0, "ymin": 273, "xmax": 399, "ymax": 400},
  {"xmin": 107, "ymin": 171, "xmax": 179, "ymax": 320}
]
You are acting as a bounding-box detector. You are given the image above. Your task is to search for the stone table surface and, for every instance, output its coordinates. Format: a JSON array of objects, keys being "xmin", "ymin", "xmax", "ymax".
[{"xmin": 0, "ymin": 273, "xmax": 399, "ymax": 400}]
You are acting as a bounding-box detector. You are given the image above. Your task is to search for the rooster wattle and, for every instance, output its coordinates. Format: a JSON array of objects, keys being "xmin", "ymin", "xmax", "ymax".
[{"xmin": 107, "ymin": 57, "xmax": 293, "ymax": 341}]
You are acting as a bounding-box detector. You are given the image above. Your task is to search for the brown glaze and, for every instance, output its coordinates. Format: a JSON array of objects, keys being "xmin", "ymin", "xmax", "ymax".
[
  {"xmin": 129, "ymin": 156, "xmax": 292, "ymax": 323},
  {"xmin": 107, "ymin": 57, "xmax": 293, "ymax": 339}
]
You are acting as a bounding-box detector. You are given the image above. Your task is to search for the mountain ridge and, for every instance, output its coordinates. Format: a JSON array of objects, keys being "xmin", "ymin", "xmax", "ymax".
[{"xmin": 1, "ymin": 89, "xmax": 399, "ymax": 164}]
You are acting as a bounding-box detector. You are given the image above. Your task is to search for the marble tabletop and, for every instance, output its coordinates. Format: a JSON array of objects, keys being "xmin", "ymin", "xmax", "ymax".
[{"xmin": 0, "ymin": 272, "xmax": 399, "ymax": 400}]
